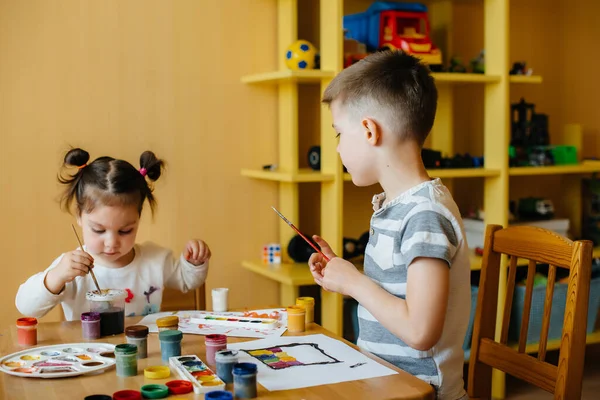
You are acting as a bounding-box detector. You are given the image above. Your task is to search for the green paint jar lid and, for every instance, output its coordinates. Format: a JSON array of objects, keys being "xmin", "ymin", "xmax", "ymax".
[
  {"xmin": 158, "ymin": 329, "xmax": 183, "ymax": 342},
  {"xmin": 140, "ymin": 384, "xmax": 169, "ymax": 399},
  {"xmin": 114, "ymin": 343, "xmax": 137, "ymax": 355}
]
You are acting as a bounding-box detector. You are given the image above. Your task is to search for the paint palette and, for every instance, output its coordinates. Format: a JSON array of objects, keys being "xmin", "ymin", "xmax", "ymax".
[
  {"xmin": 189, "ymin": 313, "xmax": 279, "ymax": 330},
  {"xmin": 169, "ymin": 355, "xmax": 225, "ymax": 394},
  {"xmin": 0, "ymin": 343, "xmax": 116, "ymax": 378}
]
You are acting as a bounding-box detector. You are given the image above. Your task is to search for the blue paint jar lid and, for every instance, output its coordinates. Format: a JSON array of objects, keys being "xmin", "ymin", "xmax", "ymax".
[
  {"xmin": 114, "ymin": 344, "xmax": 138, "ymax": 355},
  {"xmin": 232, "ymin": 362, "xmax": 257, "ymax": 375},
  {"xmin": 204, "ymin": 390, "xmax": 234, "ymax": 400},
  {"xmin": 158, "ymin": 329, "xmax": 183, "ymax": 342}
]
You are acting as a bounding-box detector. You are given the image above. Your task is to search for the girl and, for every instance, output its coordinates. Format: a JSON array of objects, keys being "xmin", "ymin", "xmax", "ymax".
[{"xmin": 15, "ymin": 148, "xmax": 211, "ymax": 320}]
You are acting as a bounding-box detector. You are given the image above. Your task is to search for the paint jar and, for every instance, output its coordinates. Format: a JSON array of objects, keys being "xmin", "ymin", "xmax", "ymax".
[
  {"xmin": 112, "ymin": 390, "xmax": 142, "ymax": 400},
  {"xmin": 114, "ymin": 343, "xmax": 138, "ymax": 377},
  {"xmin": 215, "ymin": 349, "xmax": 239, "ymax": 384},
  {"xmin": 212, "ymin": 287, "xmax": 229, "ymax": 312},
  {"xmin": 232, "ymin": 362, "xmax": 258, "ymax": 399},
  {"xmin": 205, "ymin": 390, "xmax": 234, "ymax": 400},
  {"xmin": 125, "ymin": 325, "xmax": 149, "ymax": 359},
  {"xmin": 16, "ymin": 317, "xmax": 37, "ymax": 346},
  {"xmin": 159, "ymin": 329, "xmax": 183, "ymax": 362},
  {"xmin": 296, "ymin": 297, "xmax": 315, "ymax": 324},
  {"xmin": 156, "ymin": 316, "xmax": 179, "ymax": 332},
  {"xmin": 205, "ymin": 334, "xmax": 227, "ymax": 365},
  {"xmin": 81, "ymin": 312, "xmax": 101, "ymax": 340},
  {"xmin": 286, "ymin": 305, "xmax": 306, "ymax": 333},
  {"xmin": 86, "ymin": 289, "xmax": 127, "ymax": 336}
]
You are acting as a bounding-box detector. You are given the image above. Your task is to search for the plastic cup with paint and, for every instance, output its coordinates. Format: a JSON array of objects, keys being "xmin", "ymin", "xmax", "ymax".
[
  {"xmin": 296, "ymin": 296, "xmax": 315, "ymax": 324},
  {"xmin": 16, "ymin": 317, "xmax": 38, "ymax": 346},
  {"xmin": 125, "ymin": 325, "xmax": 149, "ymax": 359},
  {"xmin": 86, "ymin": 289, "xmax": 127, "ymax": 336},
  {"xmin": 205, "ymin": 334, "xmax": 227, "ymax": 365},
  {"xmin": 81, "ymin": 312, "xmax": 101, "ymax": 340},
  {"xmin": 159, "ymin": 329, "xmax": 183, "ymax": 361},
  {"xmin": 286, "ymin": 305, "xmax": 306, "ymax": 333},
  {"xmin": 114, "ymin": 343, "xmax": 138, "ymax": 377},
  {"xmin": 232, "ymin": 362, "xmax": 258, "ymax": 399},
  {"xmin": 215, "ymin": 349, "xmax": 239, "ymax": 383},
  {"xmin": 212, "ymin": 288, "xmax": 229, "ymax": 312}
]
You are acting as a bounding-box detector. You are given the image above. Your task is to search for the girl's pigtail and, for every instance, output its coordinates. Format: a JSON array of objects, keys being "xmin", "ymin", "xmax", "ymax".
[
  {"xmin": 139, "ymin": 151, "xmax": 164, "ymax": 182},
  {"xmin": 58, "ymin": 148, "xmax": 91, "ymax": 213}
]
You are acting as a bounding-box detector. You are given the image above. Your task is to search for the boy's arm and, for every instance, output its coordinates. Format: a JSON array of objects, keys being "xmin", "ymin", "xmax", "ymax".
[
  {"xmin": 351, "ymin": 206, "xmax": 457, "ymax": 351},
  {"xmin": 350, "ymin": 257, "xmax": 449, "ymax": 351}
]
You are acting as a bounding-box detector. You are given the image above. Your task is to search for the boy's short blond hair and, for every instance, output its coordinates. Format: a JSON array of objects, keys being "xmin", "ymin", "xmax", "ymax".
[{"xmin": 322, "ymin": 50, "xmax": 438, "ymax": 146}]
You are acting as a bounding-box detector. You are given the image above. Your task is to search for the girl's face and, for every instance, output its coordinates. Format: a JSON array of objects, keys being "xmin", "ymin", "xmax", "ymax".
[{"xmin": 77, "ymin": 204, "xmax": 140, "ymax": 268}]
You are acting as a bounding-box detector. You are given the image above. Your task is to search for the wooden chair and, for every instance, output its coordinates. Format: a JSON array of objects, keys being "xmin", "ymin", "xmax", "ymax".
[{"xmin": 468, "ymin": 225, "xmax": 593, "ymax": 399}]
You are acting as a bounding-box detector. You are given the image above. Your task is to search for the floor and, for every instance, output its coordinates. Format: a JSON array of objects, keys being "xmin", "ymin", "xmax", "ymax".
[{"xmin": 467, "ymin": 343, "xmax": 600, "ymax": 399}]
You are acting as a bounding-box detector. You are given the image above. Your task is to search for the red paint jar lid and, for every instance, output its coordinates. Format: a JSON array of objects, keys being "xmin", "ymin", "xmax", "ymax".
[
  {"xmin": 206, "ymin": 334, "xmax": 227, "ymax": 344},
  {"xmin": 112, "ymin": 390, "xmax": 142, "ymax": 400},
  {"xmin": 166, "ymin": 380, "xmax": 193, "ymax": 395},
  {"xmin": 16, "ymin": 317, "xmax": 37, "ymax": 327}
]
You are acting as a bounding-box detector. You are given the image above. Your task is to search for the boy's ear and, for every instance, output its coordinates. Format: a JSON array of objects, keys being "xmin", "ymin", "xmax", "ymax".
[{"xmin": 361, "ymin": 117, "xmax": 382, "ymax": 146}]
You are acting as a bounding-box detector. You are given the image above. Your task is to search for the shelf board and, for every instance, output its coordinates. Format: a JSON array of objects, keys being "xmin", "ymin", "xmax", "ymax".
[
  {"xmin": 241, "ymin": 69, "xmax": 335, "ymax": 84},
  {"xmin": 509, "ymin": 75, "xmax": 543, "ymax": 84},
  {"xmin": 344, "ymin": 168, "xmax": 500, "ymax": 181},
  {"xmin": 516, "ymin": 329, "xmax": 600, "ymax": 354},
  {"xmin": 242, "ymin": 260, "xmax": 315, "ymax": 286},
  {"xmin": 509, "ymin": 162, "xmax": 600, "ymax": 176},
  {"xmin": 469, "ymin": 246, "xmax": 600, "ymax": 271},
  {"xmin": 241, "ymin": 168, "xmax": 334, "ymax": 182},
  {"xmin": 431, "ymin": 73, "xmax": 501, "ymax": 84}
]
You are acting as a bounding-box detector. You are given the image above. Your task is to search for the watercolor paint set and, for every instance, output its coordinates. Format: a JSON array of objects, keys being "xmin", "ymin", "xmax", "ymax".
[
  {"xmin": 0, "ymin": 343, "xmax": 116, "ymax": 378},
  {"xmin": 189, "ymin": 313, "xmax": 279, "ymax": 330},
  {"xmin": 169, "ymin": 355, "xmax": 226, "ymax": 394}
]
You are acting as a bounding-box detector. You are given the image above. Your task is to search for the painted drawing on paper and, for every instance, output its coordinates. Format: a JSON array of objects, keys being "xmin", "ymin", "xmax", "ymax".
[{"xmin": 242, "ymin": 342, "xmax": 342, "ymax": 370}]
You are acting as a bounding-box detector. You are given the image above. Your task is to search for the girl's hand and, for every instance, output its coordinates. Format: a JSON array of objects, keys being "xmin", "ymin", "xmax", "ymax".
[
  {"xmin": 184, "ymin": 239, "xmax": 211, "ymax": 266},
  {"xmin": 45, "ymin": 249, "xmax": 94, "ymax": 294}
]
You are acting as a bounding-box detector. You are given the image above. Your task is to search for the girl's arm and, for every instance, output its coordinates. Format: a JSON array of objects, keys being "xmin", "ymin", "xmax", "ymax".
[
  {"xmin": 163, "ymin": 241, "xmax": 209, "ymax": 292},
  {"xmin": 15, "ymin": 254, "xmax": 70, "ymax": 318}
]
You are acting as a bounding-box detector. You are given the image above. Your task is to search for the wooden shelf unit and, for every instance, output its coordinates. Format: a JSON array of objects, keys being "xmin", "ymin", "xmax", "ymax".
[{"xmin": 239, "ymin": 2, "xmax": 594, "ymax": 398}]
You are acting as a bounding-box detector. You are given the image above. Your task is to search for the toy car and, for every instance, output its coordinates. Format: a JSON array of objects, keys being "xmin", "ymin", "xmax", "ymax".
[{"xmin": 344, "ymin": 1, "xmax": 442, "ymax": 66}]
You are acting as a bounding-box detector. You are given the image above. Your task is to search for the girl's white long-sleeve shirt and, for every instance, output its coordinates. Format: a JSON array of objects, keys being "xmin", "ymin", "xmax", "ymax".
[{"xmin": 15, "ymin": 241, "xmax": 208, "ymax": 321}]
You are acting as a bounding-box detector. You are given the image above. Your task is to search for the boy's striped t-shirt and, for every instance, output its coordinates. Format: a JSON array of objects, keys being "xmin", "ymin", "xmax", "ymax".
[{"xmin": 357, "ymin": 178, "xmax": 471, "ymax": 400}]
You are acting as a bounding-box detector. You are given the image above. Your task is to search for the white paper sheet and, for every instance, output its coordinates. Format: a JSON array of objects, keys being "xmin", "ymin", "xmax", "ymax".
[
  {"xmin": 227, "ymin": 334, "xmax": 398, "ymax": 391},
  {"xmin": 137, "ymin": 308, "xmax": 288, "ymax": 339}
]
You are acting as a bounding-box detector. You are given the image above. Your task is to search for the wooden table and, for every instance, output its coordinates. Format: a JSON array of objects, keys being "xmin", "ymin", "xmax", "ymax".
[{"xmin": 0, "ymin": 317, "xmax": 434, "ymax": 399}]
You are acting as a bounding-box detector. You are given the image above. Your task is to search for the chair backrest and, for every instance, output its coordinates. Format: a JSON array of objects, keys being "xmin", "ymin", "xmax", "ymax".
[{"xmin": 468, "ymin": 224, "xmax": 593, "ymax": 399}]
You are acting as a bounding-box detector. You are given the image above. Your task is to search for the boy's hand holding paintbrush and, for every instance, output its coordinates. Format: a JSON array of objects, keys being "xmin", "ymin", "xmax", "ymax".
[
  {"xmin": 272, "ymin": 206, "xmax": 362, "ymax": 296},
  {"xmin": 308, "ymin": 235, "xmax": 363, "ymax": 296}
]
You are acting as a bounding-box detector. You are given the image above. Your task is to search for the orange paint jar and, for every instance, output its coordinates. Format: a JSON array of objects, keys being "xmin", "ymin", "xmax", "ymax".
[
  {"xmin": 296, "ymin": 297, "xmax": 315, "ymax": 324},
  {"xmin": 286, "ymin": 305, "xmax": 305, "ymax": 333},
  {"xmin": 16, "ymin": 317, "xmax": 38, "ymax": 346}
]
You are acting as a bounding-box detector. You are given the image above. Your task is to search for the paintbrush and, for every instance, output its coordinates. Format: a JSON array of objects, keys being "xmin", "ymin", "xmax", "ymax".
[
  {"xmin": 71, "ymin": 224, "xmax": 102, "ymax": 294},
  {"xmin": 271, "ymin": 206, "xmax": 330, "ymax": 262}
]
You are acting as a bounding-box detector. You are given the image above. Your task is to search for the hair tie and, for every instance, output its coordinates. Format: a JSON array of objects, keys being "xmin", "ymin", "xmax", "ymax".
[
  {"xmin": 77, "ymin": 164, "xmax": 87, "ymax": 169},
  {"xmin": 139, "ymin": 168, "xmax": 147, "ymax": 177}
]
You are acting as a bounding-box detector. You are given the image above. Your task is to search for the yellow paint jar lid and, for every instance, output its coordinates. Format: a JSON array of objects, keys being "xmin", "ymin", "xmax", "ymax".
[
  {"xmin": 287, "ymin": 305, "xmax": 305, "ymax": 315},
  {"xmin": 144, "ymin": 365, "xmax": 171, "ymax": 379},
  {"xmin": 296, "ymin": 297, "xmax": 314, "ymax": 306},
  {"xmin": 156, "ymin": 316, "xmax": 179, "ymax": 328}
]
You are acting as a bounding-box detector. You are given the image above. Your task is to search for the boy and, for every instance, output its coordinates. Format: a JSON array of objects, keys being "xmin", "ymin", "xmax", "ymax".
[{"xmin": 308, "ymin": 50, "xmax": 470, "ymax": 400}]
